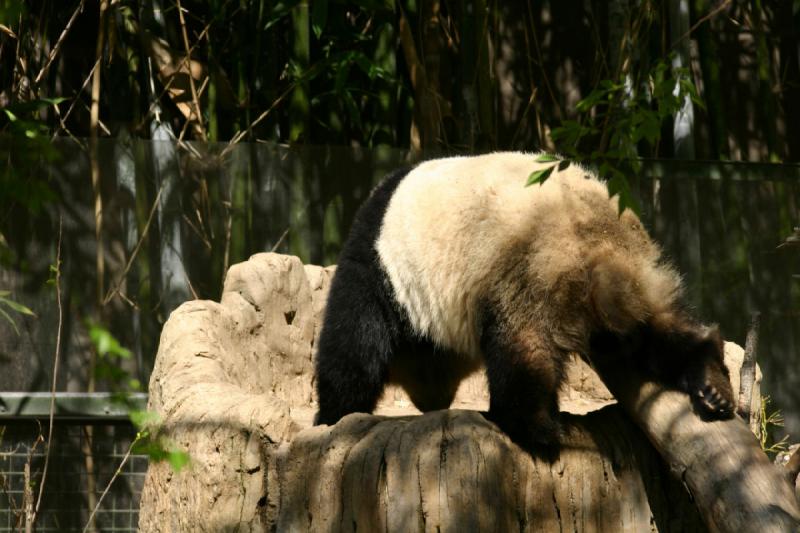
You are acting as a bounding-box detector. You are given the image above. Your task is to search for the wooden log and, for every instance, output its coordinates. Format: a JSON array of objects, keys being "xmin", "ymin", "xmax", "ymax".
[
  {"xmin": 599, "ymin": 367, "xmax": 800, "ymax": 532},
  {"xmin": 265, "ymin": 408, "xmax": 708, "ymax": 532}
]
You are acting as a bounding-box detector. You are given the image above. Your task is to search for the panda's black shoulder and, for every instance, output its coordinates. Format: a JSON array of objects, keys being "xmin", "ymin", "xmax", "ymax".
[{"xmin": 338, "ymin": 164, "xmax": 415, "ymax": 263}]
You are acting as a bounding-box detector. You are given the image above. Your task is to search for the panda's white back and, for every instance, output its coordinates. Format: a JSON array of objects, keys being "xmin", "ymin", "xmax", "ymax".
[{"xmin": 375, "ymin": 152, "xmax": 614, "ymax": 358}]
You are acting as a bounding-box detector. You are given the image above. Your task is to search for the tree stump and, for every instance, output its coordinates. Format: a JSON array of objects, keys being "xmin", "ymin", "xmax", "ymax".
[{"xmin": 138, "ymin": 253, "xmax": 799, "ymax": 532}]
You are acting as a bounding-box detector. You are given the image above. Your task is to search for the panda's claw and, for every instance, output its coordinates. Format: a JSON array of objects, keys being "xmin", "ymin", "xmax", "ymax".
[{"xmin": 692, "ymin": 381, "xmax": 734, "ymax": 419}]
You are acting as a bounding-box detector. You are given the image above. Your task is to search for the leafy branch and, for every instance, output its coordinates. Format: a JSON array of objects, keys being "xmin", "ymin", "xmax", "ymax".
[
  {"xmin": 528, "ymin": 58, "xmax": 703, "ymax": 214},
  {"xmin": 87, "ymin": 322, "xmax": 189, "ymax": 471}
]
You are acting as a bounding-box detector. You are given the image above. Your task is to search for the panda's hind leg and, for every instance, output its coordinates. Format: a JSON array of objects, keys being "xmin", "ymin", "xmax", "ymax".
[
  {"xmin": 480, "ymin": 313, "xmax": 566, "ymax": 452},
  {"xmin": 314, "ymin": 260, "xmax": 397, "ymax": 426}
]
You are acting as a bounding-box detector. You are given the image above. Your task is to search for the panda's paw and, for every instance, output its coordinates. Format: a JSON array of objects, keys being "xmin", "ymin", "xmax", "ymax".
[
  {"xmin": 691, "ymin": 381, "xmax": 734, "ymax": 420},
  {"xmin": 484, "ymin": 411, "xmax": 563, "ymax": 458}
]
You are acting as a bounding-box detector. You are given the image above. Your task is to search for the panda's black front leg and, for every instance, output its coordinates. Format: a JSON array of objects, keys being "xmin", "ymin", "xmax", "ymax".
[
  {"xmin": 638, "ymin": 320, "xmax": 735, "ymax": 421},
  {"xmin": 480, "ymin": 315, "xmax": 565, "ymax": 453},
  {"xmin": 681, "ymin": 353, "xmax": 735, "ymax": 420}
]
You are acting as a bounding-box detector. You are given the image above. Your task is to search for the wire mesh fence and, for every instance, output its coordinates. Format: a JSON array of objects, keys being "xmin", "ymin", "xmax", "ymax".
[{"xmin": 0, "ymin": 421, "xmax": 147, "ymax": 532}]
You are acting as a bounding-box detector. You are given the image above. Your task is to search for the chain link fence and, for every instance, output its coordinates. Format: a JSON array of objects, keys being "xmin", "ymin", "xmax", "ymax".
[{"xmin": 0, "ymin": 394, "xmax": 148, "ymax": 533}]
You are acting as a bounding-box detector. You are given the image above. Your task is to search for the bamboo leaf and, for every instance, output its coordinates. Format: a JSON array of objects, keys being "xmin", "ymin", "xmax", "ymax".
[
  {"xmin": 0, "ymin": 305, "xmax": 20, "ymax": 335},
  {"xmin": 168, "ymin": 450, "xmax": 191, "ymax": 472},
  {"xmin": 0, "ymin": 296, "xmax": 35, "ymax": 316},
  {"xmin": 311, "ymin": 0, "xmax": 327, "ymax": 39},
  {"xmin": 535, "ymin": 153, "xmax": 560, "ymax": 163},
  {"xmin": 130, "ymin": 410, "xmax": 162, "ymax": 430},
  {"xmin": 526, "ymin": 165, "xmax": 555, "ymax": 186}
]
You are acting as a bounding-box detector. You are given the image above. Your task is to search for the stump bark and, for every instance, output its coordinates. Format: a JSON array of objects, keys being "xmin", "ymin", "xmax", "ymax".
[{"xmin": 138, "ymin": 253, "xmax": 800, "ymax": 532}]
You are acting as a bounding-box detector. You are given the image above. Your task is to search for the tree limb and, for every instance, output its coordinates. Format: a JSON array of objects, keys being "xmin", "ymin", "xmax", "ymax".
[{"xmin": 599, "ymin": 366, "xmax": 800, "ymax": 532}]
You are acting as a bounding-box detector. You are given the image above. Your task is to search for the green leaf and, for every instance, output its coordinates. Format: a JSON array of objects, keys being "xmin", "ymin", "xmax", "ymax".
[
  {"xmin": 168, "ymin": 450, "xmax": 191, "ymax": 472},
  {"xmin": 0, "ymin": 296, "xmax": 35, "ymax": 316},
  {"xmin": 534, "ymin": 153, "xmax": 560, "ymax": 163},
  {"xmin": 0, "ymin": 305, "xmax": 20, "ymax": 335},
  {"xmin": 263, "ymin": 0, "xmax": 302, "ymax": 31},
  {"xmin": 311, "ymin": 0, "xmax": 327, "ymax": 39},
  {"xmin": 605, "ymin": 173, "xmax": 640, "ymax": 216},
  {"xmin": 87, "ymin": 321, "xmax": 132, "ymax": 358},
  {"xmin": 130, "ymin": 410, "xmax": 162, "ymax": 430},
  {"xmin": 526, "ymin": 165, "xmax": 555, "ymax": 186},
  {"xmin": 132, "ymin": 435, "xmax": 191, "ymax": 472}
]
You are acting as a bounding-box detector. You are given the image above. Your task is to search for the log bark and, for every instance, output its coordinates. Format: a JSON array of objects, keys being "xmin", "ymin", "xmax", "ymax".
[
  {"xmin": 598, "ymin": 365, "xmax": 800, "ymax": 532},
  {"xmin": 266, "ymin": 408, "xmax": 708, "ymax": 532},
  {"xmin": 138, "ymin": 253, "xmax": 799, "ymax": 532}
]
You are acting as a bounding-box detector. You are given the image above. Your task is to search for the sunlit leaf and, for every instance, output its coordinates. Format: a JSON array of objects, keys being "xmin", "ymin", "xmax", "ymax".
[
  {"xmin": 130, "ymin": 410, "xmax": 162, "ymax": 430},
  {"xmin": 526, "ymin": 165, "xmax": 555, "ymax": 186},
  {"xmin": 168, "ymin": 450, "xmax": 191, "ymax": 472},
  {"xmin": 0, "ymin": 296, "xmax": 34, "ymax": 316},
  {"xmin": 87, "ymin": 321, "xmax": 132, "ymax": 358}
]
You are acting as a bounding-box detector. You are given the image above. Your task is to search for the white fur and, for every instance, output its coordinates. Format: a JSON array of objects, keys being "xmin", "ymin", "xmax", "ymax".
[{"xmin": 376, "ymin": 152, "xmax": 681, "ymax": 357}]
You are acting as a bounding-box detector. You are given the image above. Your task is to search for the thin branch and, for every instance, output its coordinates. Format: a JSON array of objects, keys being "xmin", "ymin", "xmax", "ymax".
[
  {"xmin": 33, "ymin": 0, "xmax": 85, "ymax": 86},
  {"xmin": 181, "ymin": 213, "xmax": 212, "ymax": 250},
  {"xmin": 135, "ymin": 19, "xmax": 213, "ymax": 134},
  {"xmin": 52, "ymin": 105, "xmax": 87, "ymax": 149},
  {"xmin": 177, "ymin": 75, "xmax": 210, "ymax": 142},
  {"xmin": 23, "ymin": 434, "xmax": 44, "ymax": 533},
  {"xmin": 51, "ymin": 57, "xmax": 99, "ymax": 141},
  {"xmin": 175, "ymin": 0, "xmax": 207, "ymax": 140},
  {"xmin": 269, "ymin": 228, "xmax": 290, "ymax": 253},
  {"xmin": 32, "ymin": 217, "xmax": 64, "ymax": 524},
  {"xmin": 737, "ymin": 312, "xmax": 760, "ymax": 427},
  {"xmin": 90, "ymin": 0, "xmax": 107, "ymax": 310},
  {"xmin": 82, "ymin": 437, "xmax": 138, "ymax": 533},
  {"xmin": 526, "ymin": 1, "xmax": 563, "ymax": 121},
  {"xmin": 103, "ymin": 184, "xmax": 166, "ymax": 306},
  {"xmin": 220, "ymin": 84, "xmax": 294, "ymax": 158},
  {"xmin": 89, "ymin": 0, "xmax": 107, "ymax": 314},
  {"xmin": 12, "ymin": 11, "xmax": 23, "ymax": 100},
  {"xmin": 672, "ymin": 0, "xmax": 733, "ymax": 49},
  {"xmin": 222, "ymin": 201, "xmax": 233, "ymax": 289}
]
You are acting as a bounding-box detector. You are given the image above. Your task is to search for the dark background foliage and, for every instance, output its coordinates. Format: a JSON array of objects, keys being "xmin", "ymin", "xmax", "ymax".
[{"xmin": 1, "ymin": 0, "xmax": 799, "ymax": 447}]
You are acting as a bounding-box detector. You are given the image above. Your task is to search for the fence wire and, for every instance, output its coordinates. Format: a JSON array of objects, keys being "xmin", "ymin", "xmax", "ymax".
[{"xmin": 0, "ymin": 422, "xmax": 146, "ymax": 532}]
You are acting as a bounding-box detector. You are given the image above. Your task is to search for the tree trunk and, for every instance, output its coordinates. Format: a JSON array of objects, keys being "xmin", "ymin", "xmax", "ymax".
[
  {"xmin": 138, "ymin": 253, "xmax": 800, "ymax": 532},
  {"xmin": 599, "ymin": 367, "xmax": 800, "ymax": 532},
  {"xmin": 265, "ymin": 408, "xmax": 707, "ymax": 532}
]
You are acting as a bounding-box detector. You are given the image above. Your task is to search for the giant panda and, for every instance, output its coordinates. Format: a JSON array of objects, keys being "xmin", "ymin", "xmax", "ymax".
[{"xmin": 313, "ymin": 152, "xmax": 734, "ymax": 450}]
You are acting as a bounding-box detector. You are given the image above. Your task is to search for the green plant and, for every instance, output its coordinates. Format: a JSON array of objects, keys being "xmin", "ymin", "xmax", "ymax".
[
  {"xmin": 529, "ymin": 58, "xmax": 703, "ymax": 214},
  {"xmin": 87, "ymin": 322, "xmax": 189, "ymax": 471},
  {"xmin": 759, "ymin": 395, "xmax": 790, "ymax": 455},
  {"xmin": 0, "ymin": 290, "xmax": 34, "ymax": 335}
]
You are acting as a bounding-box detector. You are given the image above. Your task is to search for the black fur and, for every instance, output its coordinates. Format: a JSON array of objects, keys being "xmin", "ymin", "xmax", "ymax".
[
  {"xmin": 314, "ymin": 166, "xmax": 456, "ymax": 424},
  {"xmin": 479, "ymin": 308, "xmax": 566, "ymax": 452}
]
